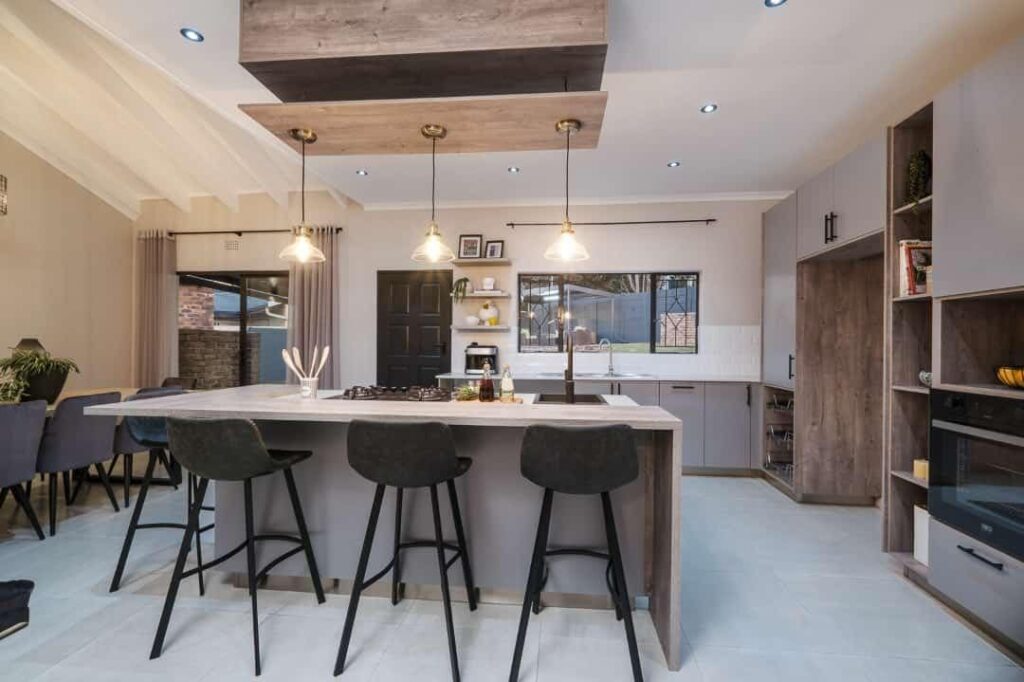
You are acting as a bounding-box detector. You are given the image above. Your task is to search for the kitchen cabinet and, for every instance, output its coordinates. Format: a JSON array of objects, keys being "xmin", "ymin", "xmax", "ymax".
[
  {"xmin": 616, "ymin": 381, "xmax": 660, "ymax": 405},
  {"xmin": 933, "ymin": 35, "xmax": 1024, "ymax": 298},
  {"xmin": 703, "ymin": 384, "xmax": 752, "ymax": 469},
  {"xmin": 574, "ymin": 380, "xmax": 612, "ymax": 395},
  {"xmin": 658, "ymin": 382, "xmax": 705, "ymax": 468},
  {"xmin": 797, "ymin": 133, "xmax": 887, "ymax": 259},
  {"xmin": 763, "ymin": 193, "xmax": 797, "ymax": 389}
]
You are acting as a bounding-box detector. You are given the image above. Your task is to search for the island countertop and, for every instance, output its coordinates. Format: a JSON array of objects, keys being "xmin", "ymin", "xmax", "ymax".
[{"xmin": 85, "ymin": 384, "xmax": 682, "ymax": 431}]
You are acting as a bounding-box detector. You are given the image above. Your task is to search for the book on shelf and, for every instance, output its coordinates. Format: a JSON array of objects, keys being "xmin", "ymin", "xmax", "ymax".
[{"xmin": 898, "ymin": 240, "xmax": 932, "ymax": 297}]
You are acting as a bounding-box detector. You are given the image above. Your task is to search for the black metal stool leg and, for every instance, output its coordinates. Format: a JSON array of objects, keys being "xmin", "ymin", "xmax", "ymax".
[
  {"xmin": 110, "ymin": 454, "xmax": 159, "ymax": 592},
  {"xmin": 48, "ymin": 473, "xmax": 57, "ymax": 537},
  {"xmin": 94, "ymin": 463, "xmax": 120, "ymax": 512},
  {"xmin": 446, "ymin": 479, "xmax": 477, "ymax": 611},
  {"xmin": 430, "ymin": 484, "xmax": 461, "ymax": 682},
  {"xmin": 123, "ymin": 453, "xmax": 133, "ymax": 508},
  {"xmin": 283, "ymin": 467, "xmax": 326, "ymax": 603},
  {"xmin": 0, "ymin": 486, "xmax": 7, "ymax": 510},
  {"xmin": 391, "ymin": 487, "xmax": 403, "ymax": 606},
  {"xmin": 189, "ymin": 474, "xmax": 206, "ymax": 597},
  {"xmin": 509, "ymin": 488, "xmax": 553, "ymax": 682},
  {"xmin": 601, "ymin": 492, "xmax": 643, "ymax": 682},
  {"xmin": 334, "ymin": 483, "xmax": 385, "ymax": 676},
  {"xmin": 151, "ymin": 477, "xmax": 208, "ymax": 660},
  {"xmin": 243, "ymin": 478, "xmax": 262, "ymax": 676},
  {"xmin": 10, "ymin": 484, "xmax": 45, "ymax": 540}
]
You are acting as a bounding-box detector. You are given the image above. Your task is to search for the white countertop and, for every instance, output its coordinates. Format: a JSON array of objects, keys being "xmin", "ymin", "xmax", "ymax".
[
  {"xmin": 85, "ymin": 384, "xmax": 681, "ymax": 431},
  {"xmin": 436, "ymin": 372, "xmax": 756, "ymax": 383}
]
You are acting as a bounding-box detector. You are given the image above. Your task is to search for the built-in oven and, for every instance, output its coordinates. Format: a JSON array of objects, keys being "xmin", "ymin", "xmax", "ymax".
[
  {"xmin": 930, "ymin": 390, "xmax": 1024, "ymax": 562},
  {"xmin": 464, "ymin": 343, "xmax": 498, "ymax": 376}
]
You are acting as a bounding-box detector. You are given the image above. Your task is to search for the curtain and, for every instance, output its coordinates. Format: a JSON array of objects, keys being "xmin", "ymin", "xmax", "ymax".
[
  {"xmin": 287, "ymin": 226, "xmax": 341, "ymax": 389},
  {"xmin": 134, "ymin": 231, "xmax": 178, "ymax": 387}
]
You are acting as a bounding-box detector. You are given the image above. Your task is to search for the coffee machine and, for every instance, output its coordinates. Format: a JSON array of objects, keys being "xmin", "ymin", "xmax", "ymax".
[{"xmin": 464, "ymin": 342, "xmax": 499, "ymax": 375}]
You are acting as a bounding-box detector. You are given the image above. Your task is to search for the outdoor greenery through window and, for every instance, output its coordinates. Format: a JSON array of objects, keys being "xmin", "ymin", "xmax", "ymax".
[{"xmin": 518, "ymin": 273, "xmax": 699, "ymax": 354}]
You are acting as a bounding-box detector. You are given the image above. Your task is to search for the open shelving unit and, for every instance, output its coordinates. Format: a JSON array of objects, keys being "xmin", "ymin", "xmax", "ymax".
[
  {"xmin": 883, "ymin": 103, "xmax": 933, "ymax": 559},
  {"xmin": 451, "ymin": 255, "xmax": 514, "ymax": 341},
  {"xmin": 762, "ymin": 385, "xmax": 796, "ymax": 498}
]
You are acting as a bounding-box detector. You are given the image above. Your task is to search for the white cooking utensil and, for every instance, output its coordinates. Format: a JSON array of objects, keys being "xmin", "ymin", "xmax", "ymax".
[
  {"xmin": 292, "ymin": 347, "xmax": 306, "ymax": 378},
  {"xmin": 281, "ymin": 349, "xmax": 302, "ymax": 379},
  {"xmin": 309, "ymin": 347, "xmax": 320, "ymax": 381},
  {"xmin": 314, "ymin": 346, "xmax": 330, "ymax": 379}
]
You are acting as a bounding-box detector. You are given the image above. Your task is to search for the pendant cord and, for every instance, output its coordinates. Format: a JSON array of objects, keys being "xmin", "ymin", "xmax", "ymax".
[
  {"xmin": 300, "ymin": 137, "xmax": 306, "ymax": 225},
  {"xmin": 431, "ymin": 136, "xmax": 437, "ymax": 223},
  {"xmin": 564, "ymin": 127, "xmax": 571, "ymax": 223}
]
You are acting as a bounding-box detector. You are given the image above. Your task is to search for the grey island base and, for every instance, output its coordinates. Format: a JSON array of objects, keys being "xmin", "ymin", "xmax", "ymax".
[{"xmin": 87, "ymin": 385, "xmax": 683, "ymax": 671}]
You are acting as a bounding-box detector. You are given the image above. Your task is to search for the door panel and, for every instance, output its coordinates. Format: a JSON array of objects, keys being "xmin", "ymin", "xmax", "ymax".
[
  {"xmin": 704, "ymin": 383, "xmax": 752, "ymax": 469},
  {"xmin": 763, "ymin": 193, "xmax": 797, "ymax": 389},
  {"xmin": 832, "ymin": 132, "xmax": 887, "ymax": 246},
  {"xmin": 659, "ymin": 382, "xmax": 705, "ymax": 467},
  {"xmin": 797, "ymin": 167, "xmax": 834, "ymax": 259},
  {"xmin": 618, "ymin": 381, "xmax": 660, "ymax": 405},
  {"xmin": 377, "ymin": 270, "xmax": 453, "ymax": 386}
]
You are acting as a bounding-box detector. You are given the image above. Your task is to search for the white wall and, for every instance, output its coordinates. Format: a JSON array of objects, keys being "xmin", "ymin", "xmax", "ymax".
[
  {"xmin": 340, "ymin": 199, "xmax": 771, "ymax": 385},
  {"xmin": 0, "ymin": 130, "xmax": 134, "ymax": 391}
]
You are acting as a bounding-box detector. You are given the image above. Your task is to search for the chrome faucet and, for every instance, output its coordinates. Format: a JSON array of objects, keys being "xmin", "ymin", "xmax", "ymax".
[{"xmin": 599, "ymin": 338, "xmax": 614, "ymax": 376}]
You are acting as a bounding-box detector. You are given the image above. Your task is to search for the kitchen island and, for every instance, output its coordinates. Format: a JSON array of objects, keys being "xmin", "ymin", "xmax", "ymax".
[{"xmin": 87, "ymin": 384, "xmax": 683, "ymax": 670}]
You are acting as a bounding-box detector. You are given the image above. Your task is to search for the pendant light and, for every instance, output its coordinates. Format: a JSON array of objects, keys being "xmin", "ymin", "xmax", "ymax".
[
  {"xmin": 279, "ymin": 128, "xmax": 327, "ymax": 264},
  {"xmin": 411, "ymin": 124, "xmax": 456, "ymax": 263},
  {"xmin": 544, "ymin": 118, "xmax": 590, "ymax": 262}
]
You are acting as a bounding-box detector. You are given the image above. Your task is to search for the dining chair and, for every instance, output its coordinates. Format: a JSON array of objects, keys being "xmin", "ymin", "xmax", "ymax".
[
  {"xmin": 161, "ymin": 377, "xmax": 197, "ymax": 390},
  {"xmin": 0, "ymin": 401, "xmax": 48, "ymax": 540}
]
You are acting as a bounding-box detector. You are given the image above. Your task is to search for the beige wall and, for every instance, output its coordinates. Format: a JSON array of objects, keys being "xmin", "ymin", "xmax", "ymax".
[{"xmin": 0, "ymin": 130, "xmax": 133, "ymax": 391}]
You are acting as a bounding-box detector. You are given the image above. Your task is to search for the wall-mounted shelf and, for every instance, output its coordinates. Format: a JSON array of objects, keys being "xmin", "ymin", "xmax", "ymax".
[
  {"xmin": 452, "ymin": 325, "xmax": 510, "ymax": 332},
  {"xmin": 891, "ymin": 469, "xmax": 929, "ymax": 489},
  {"xmin": 892, "ymin": 384, "xmax": 930, "ymax": 395},
  {"xmin": 932, "ymin": 382, "xmax": 1024, "ymax": 401},
  {"xmin": 893, "ymin": 195, "xmax": 933, "ymax": 216},
  {"xmin": 458, "ymin": 291, "xmax": 511, "ymax": 299},
  {"xmin": 893, "ymin": 293, "xmax": 931, "ymax": 303},
  {"xmin": 452, "ymin": 258, "xmax": 511, "ymax": 266}
]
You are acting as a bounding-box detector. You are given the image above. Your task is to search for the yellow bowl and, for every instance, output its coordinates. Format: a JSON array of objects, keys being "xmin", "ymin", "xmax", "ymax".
[{"xmin": 996, "ymin": 366, "xmax": 1024, "ymax": 389}]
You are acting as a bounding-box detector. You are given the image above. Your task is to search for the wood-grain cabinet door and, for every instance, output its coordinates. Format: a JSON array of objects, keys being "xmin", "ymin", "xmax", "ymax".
[
  {"xmin": 658, "ymin": 382, "xmax": 705, "ymax": 467},
  {"xmin": 763, "ymin": 193, "xmax": 797, "ymax": 389},
  {"xmin": 704, "ymin": 384, "xmax": 752, "ymax": 469},
  {"xmin": 796, "ymin": 166, "xmax": 835, "ymax": 259},
  {"xmin": 832, "ymin": 132, "xmax": 887, "ymax": 246}
]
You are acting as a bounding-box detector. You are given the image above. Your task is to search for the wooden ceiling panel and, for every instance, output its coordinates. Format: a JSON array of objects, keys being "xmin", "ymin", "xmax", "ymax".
[{"xmin": 239, "ymin": 92, "xmax": 608, "ymax": 155}]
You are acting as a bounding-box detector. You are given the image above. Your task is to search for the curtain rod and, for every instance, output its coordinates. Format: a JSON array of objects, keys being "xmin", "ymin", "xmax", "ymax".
[
  {"xmin": 166, "ymin": 227, "xmax": 343, "ymax": 237},
  {"xmin": 505, "ymin": 219, "xmax": 716, "ymax": 228}
]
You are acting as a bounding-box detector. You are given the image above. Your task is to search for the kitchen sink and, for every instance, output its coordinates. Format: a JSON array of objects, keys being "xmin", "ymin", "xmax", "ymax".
[{"xmin": 535, "ymin": 394, "xmax": 608, "ymax": 405}]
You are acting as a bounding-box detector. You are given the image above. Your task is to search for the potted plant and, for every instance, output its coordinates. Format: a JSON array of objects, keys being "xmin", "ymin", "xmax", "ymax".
[
  {"xmin": 0, "ymin": 349, "xmax": 80, "ymax": 404},
  {"xmin": 452, "ymin": 277, "xmax": 472, "ymax": 303}
]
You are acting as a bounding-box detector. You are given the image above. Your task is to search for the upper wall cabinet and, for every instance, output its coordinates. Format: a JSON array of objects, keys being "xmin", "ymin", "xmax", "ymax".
[
  {"xmin": 933, "ymin": 35, "xmax": 1024, "ymax": 298},
  {"xmin": 797, "ymin": 133, "xmax": 887, "ymax": 260},
  {"xmin": 239, "ymin": 0, "xmax": 608, "ymax": 102},
  {"xmin": 763, "ymin": 193, "xmax": 797, "ymax": 389}
]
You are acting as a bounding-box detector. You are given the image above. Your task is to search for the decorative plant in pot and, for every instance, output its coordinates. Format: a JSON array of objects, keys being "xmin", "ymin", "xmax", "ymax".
[{"xmin": 0, "ymin": 349, "xmax": 80, "ymax": 404}]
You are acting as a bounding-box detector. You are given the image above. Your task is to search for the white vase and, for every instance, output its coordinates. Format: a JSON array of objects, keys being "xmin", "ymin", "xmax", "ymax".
[
  {"xmin": 479, "ymin": 302, "xmax": 499, "ymax": 326},
  {"xmin": 465, "ymin": 315, "xmax": 481, "ymax": 326}
]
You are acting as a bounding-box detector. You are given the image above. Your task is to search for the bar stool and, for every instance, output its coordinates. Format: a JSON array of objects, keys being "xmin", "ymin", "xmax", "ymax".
[
  {"xmin": 109, "ymin": 388, "xmax": 212, "ymax": 593},
  {"xmin": 334, "ymin": 420, "xmax": 477, "ymax": 681},
  {"xmin": 509, "ymin": 424, "xmax": 644, "ymax": 682},
  {"xmin": 151, "ymin": 418, "xmax": 325, "ymax": 677}
]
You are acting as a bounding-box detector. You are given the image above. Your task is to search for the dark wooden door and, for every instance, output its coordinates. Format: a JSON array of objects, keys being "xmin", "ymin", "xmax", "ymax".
[{"xmin": 377, "ymin": 270, "xmax": 452, "ymax": 386}]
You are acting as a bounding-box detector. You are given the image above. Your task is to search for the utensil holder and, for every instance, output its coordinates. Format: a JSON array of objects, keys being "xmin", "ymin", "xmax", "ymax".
[{"xmin": 300, "ymin": 377, "xmax": 319, "ymax": 399}]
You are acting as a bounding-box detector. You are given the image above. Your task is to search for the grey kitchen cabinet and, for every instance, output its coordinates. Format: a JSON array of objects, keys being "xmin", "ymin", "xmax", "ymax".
[
  {"xmin": 658, "ymin": 382, "xmax": 705, "ymax": 467},
  {"xmin": 703, "ymin": 383, "xmax": 752, "ymax": 469},
  {"xmin": 762, "ymin": 193, "xmax": 797, "ymax": 389},
  {"xmin": 933, "ymin": 35, "xmax": 1024, "ymax": 298},
  {"xmin": 797, "ymin": 134, "xmax": 887, "ymax": 259},
  {"xmin": 615, "ymin": 381, "xmax": 660, "ymax": 405},
  {"xmin": 574, "ymin": 380, "xmax": 612, "ymax": 395}
]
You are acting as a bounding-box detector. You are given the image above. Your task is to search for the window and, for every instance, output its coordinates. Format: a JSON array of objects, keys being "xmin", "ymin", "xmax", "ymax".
[{"xmin": 518, "ymin": 272, "xmax": 698, "ymax": 354}]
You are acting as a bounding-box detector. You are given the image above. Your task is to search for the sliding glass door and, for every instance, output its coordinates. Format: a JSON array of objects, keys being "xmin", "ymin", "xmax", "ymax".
[{"xmin": 177, "ymin": 272, "xmax": 289, "ymax": 388}]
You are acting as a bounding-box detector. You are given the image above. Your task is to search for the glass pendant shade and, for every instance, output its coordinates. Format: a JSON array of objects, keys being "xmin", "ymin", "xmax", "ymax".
[
  {"xmin": 279, "ymin": 225, "xmax": 326, "ymax": 264},
  {"xmin": 411, "ymin": 221, "xmax": 455, "ymax": 263},
  {"xmin": 544, "ymin": 219, "xmax": 590, "ymax": 262}
]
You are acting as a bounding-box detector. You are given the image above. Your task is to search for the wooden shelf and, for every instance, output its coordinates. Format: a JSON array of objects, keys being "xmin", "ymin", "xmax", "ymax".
[
  {"xmin": 892, "ymin": 384, "xmax": 930, "ymax": 395},
  {"xmin": 457, "ymin": 291, "xmax": 511, "ymax": 299},
  {"xmin": 893, "ymin": 195, "xmax": 933, "ymax": 216},
  {"xmin": 452, "ymin": 258, "xmax": 511, "ymax": 267},
  {"xmin": 891, "ymin": 469, "xmax": 929, "ymax": 489},
  {"xmin": 452, "ymin": 325, "xmax": 510, "ymax": 332},
  {"xmin": 933, "ymin": 382, "xmax": 1024, "ymax": 401},
  {"xmin": 893, "ymin": 293, "xmax": 931, "ymax": 302}
]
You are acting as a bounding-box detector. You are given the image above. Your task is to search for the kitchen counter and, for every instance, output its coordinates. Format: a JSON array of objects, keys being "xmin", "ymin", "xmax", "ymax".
[
  {"xmin": 86, "ymin": 385, "xmax": 683, "ymax": 671},
  {"xmin": 436, "ymin": 371, "xmax": 758, "ymax": 383}
]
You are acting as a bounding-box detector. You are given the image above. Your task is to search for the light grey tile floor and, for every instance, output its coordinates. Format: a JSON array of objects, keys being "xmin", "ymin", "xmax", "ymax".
[{"xmin": 0, "ymin": 474, "xmax": 1020, "ymax": 681}]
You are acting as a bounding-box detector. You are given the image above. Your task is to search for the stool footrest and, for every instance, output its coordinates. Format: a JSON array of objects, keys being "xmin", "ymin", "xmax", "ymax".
[
  {"xmin": 180, "ymin": 533, "xmax": 304, "ymax": 580},
  {"xmin": 359, "ymin": 540, "xmax": 463, "ymax": 592}
]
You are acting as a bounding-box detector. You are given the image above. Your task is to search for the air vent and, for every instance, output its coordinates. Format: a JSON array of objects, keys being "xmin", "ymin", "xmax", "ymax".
[{"xmin": 224, "ymin": 239, "xmax": 240, "ymax": 251}]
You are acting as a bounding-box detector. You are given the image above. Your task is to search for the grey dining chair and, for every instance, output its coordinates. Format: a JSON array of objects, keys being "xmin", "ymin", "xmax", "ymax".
[
  {"xmin": 0, "ymin": 401, "xmax": 48, "ymax": 540},
  {"xmin": 36, "ymin": 392, "xmax": 121, "ymax": 536}
]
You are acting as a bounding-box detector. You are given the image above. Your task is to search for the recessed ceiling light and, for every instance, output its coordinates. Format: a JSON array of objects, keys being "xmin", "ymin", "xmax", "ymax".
[
  {"xmin": 355, "ymin": 169, "xmax": 369, "ymax": 176},
  {"xmin": 765, "ymin": 0, "xmax": 788, "ymax": 7},
  {"xmin": 700, "ymin": 103, "xmax": 719, "ymax": 114},
  {"xmin": 667, "ymin": 161, "xmax": 681, "ymax": 168},
  {"xmin": 507, "ymin": 166, "xmax": 521, "ymax": 174},
  {"xmin": 179, "ymin": 27, "xmax": 204, "ymax": 42}
]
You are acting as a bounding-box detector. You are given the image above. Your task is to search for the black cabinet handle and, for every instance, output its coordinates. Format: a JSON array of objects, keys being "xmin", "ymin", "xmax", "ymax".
[
  {"xmin": 957, "ymin": 545, "xmax": 1005, "ymax": 571},
  {"xmin": 823, "ymin": 214, "xmax": 829, "ymax": 244},
  {"xmin": 746, "ymin": 384, "xmax": 751, "ymax": 406},
  {"xmin": 671, "ymin": 385, "xmax": 695, "ymax": 391},
  {"xmin": 828, "ymin": 212, "xmax": 838, "ymax": 242},
  {"xmin": 788, "ymin": 354, "xmax": 795, "ymax": 380}
]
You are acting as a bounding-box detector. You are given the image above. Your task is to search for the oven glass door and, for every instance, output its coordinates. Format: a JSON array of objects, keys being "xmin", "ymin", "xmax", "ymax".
[{"xmin": 930, "ymin": 419, "xmax": 1024, "ymax": 561}]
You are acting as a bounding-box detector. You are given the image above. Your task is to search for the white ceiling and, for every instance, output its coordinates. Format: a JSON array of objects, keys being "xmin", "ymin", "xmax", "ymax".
[{"xmin": 16, "ymin": 0, "xmax": 1024, "ymax": 213}]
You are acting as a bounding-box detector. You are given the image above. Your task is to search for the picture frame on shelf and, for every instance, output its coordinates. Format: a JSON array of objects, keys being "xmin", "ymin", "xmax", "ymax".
[
  {"xmin": 484, "ymin": 240, "xmax": 505, "ymax": 259},
  {"xmin": 458, "ymin": 234, "xmax": 483, "ymax": 258}
]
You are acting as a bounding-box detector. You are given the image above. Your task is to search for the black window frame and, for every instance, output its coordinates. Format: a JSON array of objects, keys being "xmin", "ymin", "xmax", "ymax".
[{"xmin": 517, "ymin": 272, "xmax": 700, "ymax": 354}]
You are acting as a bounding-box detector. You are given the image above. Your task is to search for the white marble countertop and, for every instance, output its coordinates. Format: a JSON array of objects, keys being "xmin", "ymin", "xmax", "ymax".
[
  {"xmin": 85, "ymin": 384, "xmax": 682, "ymax": 431},
  {"xmin": 436, "ymin": 372, "xmax": 756, "ymax": 383}
]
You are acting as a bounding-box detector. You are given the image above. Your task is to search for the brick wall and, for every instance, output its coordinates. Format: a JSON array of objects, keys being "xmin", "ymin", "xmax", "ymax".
[
  {"xmin": 178, "ymin": 329, "xmax": 260, "ymax": 389},
  {"xmin": 178, "ymin": 285, "xmax": 215, "ymax": 330}
]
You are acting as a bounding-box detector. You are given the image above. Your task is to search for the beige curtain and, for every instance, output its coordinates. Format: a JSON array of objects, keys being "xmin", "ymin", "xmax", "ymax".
[
  {"xmin": 288, "ymin": 226, "xmax": 341, "ymax": 389},
  {"xmin": 134, "ymin": 231, "xmax": 177, "ymax": 387}
]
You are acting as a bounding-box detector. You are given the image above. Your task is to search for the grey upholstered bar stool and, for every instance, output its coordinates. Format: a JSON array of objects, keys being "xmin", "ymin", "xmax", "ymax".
[
  {"xmin": 151, "ymin": 418, "xmax": 325, "ymax": 677},
  {"xmin": 0, "ymin": 401, "xmax": 48, "ymax": 540},
  {"xmin": 36, "ymin": 393, "xmax": 121, "ymax": 536},
  {"xmin": 111, "ymin": 387, "xmax": 183, "ymax": 507},
  {"xmin": 334, "ymin": 420, "xmax": 477, "ymax": 681},
  {"xmin": 509, "ymin": 424, "xmax": 644, "ymax": 682}
]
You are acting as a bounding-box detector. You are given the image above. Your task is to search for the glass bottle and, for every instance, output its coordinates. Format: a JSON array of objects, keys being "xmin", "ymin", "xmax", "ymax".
[
  {"xmin": 479, "ymin": 362, "xmax": 495, "ymax": 402},
  {"xmin": 500, "ymin": 365, "xmax": 515, "ymax": 402}
]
